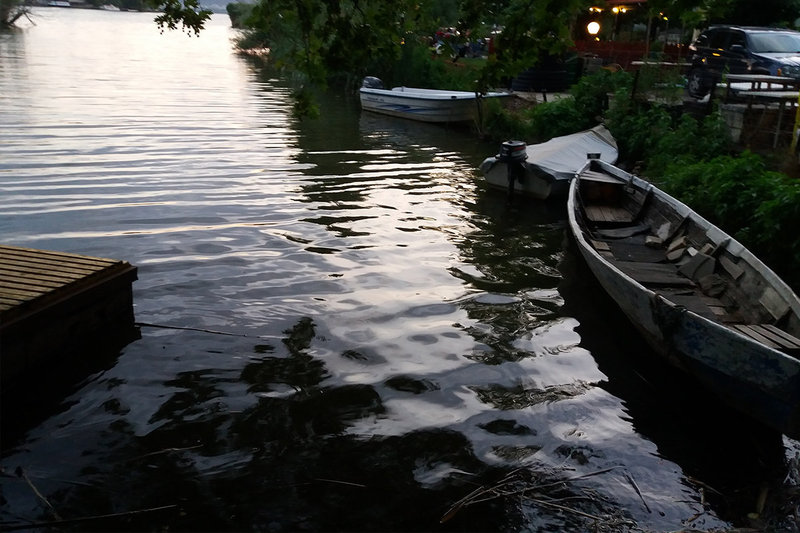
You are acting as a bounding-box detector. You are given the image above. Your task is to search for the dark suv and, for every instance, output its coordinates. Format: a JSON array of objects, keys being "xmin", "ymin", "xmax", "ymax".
[{"xmin": 687, "ymin": 25, "xmax": 800, "ymax": 98}]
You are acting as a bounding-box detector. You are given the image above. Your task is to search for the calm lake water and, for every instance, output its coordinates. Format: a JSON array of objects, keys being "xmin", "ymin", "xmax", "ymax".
[{"xmin": 1, "ymin": 9, "xmax": 798, "ymax": 532}]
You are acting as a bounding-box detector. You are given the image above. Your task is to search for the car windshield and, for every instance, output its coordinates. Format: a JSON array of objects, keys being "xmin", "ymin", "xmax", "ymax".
[{"xmin": 748, "ymin": 32, "xmax": 800, "ymax": 53}]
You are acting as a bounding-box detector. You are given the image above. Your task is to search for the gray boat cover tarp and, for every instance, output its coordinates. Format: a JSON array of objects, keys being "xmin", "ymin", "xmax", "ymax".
[
  {"xmin": 518, "ymin": 124, "xmax": 618, "ymax": 180},
  {"xmin": 481, "ymin": 124, "xmax": 618, "ymax": 182}
]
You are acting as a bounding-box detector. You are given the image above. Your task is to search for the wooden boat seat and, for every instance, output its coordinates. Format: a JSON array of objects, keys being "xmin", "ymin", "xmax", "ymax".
[
  {"xmin": 604, "ymin": 238, "xmax": 667, "ymax": 263},
  {"xmin": 582, "ymin": 185, "xmax": 649, "ymax": 229},
  {"xmin": 730, "ymin": 324, "xmax": 800, "ymax": 357},
  {"xmin": 595, "ymin": 223, "xmax": 651, "ymax": 239},
  {"xmin": 584, "ymin": 205, "xmax": 635, "ymax": 225},
  {"xmin": 666, "ymin": 292, "xmax": 735, "ymax": 322},
  {"xmin": 613, "ymin": 261, "xmax": 696, "ymax": 288},
  {"xmin": 581, "ymin": 169, "xmax": 621, "ymax": 184}
]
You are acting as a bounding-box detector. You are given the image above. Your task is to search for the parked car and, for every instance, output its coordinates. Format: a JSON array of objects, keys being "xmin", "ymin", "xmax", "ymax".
[{"xmin": 686, "ymin": 25, "xmax": 800, "ymax": 98}]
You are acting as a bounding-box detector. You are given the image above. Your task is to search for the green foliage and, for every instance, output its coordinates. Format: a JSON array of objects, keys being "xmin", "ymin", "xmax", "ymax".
[
  {"xmin": 483, "ymin": 69, "xmax": 632, "ymax": 144},
  {"xmin": 482, "ymin": 99, "xmax": 533, "ymax": 142},
  {"xmin": 230, "ymin": 0, "xmax": 591, "ymax": 112},
  {"xmin": 150, "ymin": 0, "xmax": 211, "ymax": 36},
  {"xmin": 481, "ymin": 98, "xmax": 562, "ymax": 144},
  {"xmin": 722, "ymin": 0, "xmax": 800, "ymax": 27},
  {"xmin": 658, "ymin": 152, "xmax": 774, "ymax": 236},
  {"xmin": 226, "ymin": 2, "xmax": 253, "ymax": 29},
  {"xmin": 570, "ymin": 69, "xmax": 632, "ymax": 124},
  {"xmin": 632, "ymin": 64, "xmax": 686, "ymax": 105},
  {"xmin": 423, "ymin": 0, "xmax": 459, "ymax": 27},
  {"xmin": 291, "ymin": 87, "xmax": 320, "ymax": 119},
  {"xmin": 646, "ymin": 113, "xmax": 732, "ymax": 176},
  {"xmin": 459, "ymin": 0, "xmax": 586, "ymax": 93},
  {"xmin": 380, "ymin": 40, "xmax": 450, "ymax": 89},
  {"xmin": 657, "ymin": 153, "xmax": 800, "ymax": 286},
  {"xmin": 606, "ymin": 99, "xmax": 675, "ymax": 166},
  {"xmin": 233, "ymin": 27, "xmax": 270, "ymax": 52},
  {"xmin": 668, "ymin": 0, "xmax": 737, "ymax": 29},
  {"xmin": 604, "ymin": 72, "xmax": 734, "ymax": 171},
  {"xmin": 527, "ymin": 99, "xmax": 586, "ymax": 140},
  {"xmin": 753, "ymin": 180, "xmax": 800, "ymax": 278},
  {"xmin": 518, "ymin": 69, "xmax": 630, "ymax": 143},
  {"xmin": 239, "ymin": 0, "xmax": 420, "ymax": 90}
]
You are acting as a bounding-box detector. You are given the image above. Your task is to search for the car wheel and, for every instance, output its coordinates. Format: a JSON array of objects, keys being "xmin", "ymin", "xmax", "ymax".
[{"xmin": 687, "ymin": 68, "xmax": 710, "ymax": 99}]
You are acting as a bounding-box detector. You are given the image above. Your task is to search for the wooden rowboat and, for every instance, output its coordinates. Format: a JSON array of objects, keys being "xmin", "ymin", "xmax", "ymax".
[{"xmin": 567, "ymin": 158, "xmax": 800, "ymax": 439}]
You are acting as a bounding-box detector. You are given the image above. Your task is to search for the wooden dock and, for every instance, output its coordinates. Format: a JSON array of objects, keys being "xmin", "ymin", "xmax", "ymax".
[{"xmin": 0, "ymin": 245, "xmax": 138, "ymax": 392}]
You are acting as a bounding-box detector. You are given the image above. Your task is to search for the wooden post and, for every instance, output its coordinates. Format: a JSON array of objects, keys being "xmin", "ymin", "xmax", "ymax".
[
  {"xmin": 790, "ymin": 91, "xmax": 800, "ymax": 154},
  {"xmin": 706, "ymin": 80, "xmax": 716, "ymax": 115}
]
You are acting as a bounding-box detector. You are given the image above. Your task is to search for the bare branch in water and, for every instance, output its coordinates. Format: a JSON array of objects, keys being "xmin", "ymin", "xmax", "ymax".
[
  {"xmin": 440, "ymin": 465, "xmax": 624, "ymax": 524},
  {"xmin": 14, "ymin": 467, "xmax": 61, "ymax": 521},
  {"xmin": 1, "ymin": 504, "xmax": 178, "ymax": 532}
]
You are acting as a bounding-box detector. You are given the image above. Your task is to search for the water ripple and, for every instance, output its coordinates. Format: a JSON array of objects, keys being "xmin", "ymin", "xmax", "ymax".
[{"xmin": 0, "ymin": 10, "xmax": 770, "ymax": 532}]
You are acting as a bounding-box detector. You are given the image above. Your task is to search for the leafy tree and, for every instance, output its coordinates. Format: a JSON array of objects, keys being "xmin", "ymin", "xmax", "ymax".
[
  {"xmin": 239, "ymin": 0, "xmax": 424, "ymax": 87},
  {"xmin": 229, "ymin": 0, "xmax": 433, "ymax": 116},
  {"xmin": 149, "ymin": 0, "xmax": 211, "ymax": 36},
  {"xmin": 657, "ymin": 0, "xmax": 800, "ymax": 29},
  {"xmin": 219, "ymin": 0, "xmax": 798, "ymax": 115},
  {"xmin": 227, "ymin": 2, "xmax": 253, "ymax": 29},
  {"xmin": 1, "ymin": 0, "xmax": 210, "ymax": 31},
  {"xmin": 722, "ymin": 0, "xmax": 800, "ymax": 27},
  {"xmin": 427, "ymin": 0, "xmax": 460, "ymax": 27},
  {"xmin": 458, "ymin": 0, "xmax": 588, "ymax": 92},
  {"xmin": 1, "ymin": 0, "xmax": 31, "ymax": 27},
  {"xmin": 658, "ymin": 0, "xmax": 736, "ymax": 29},
  {"xmin": 230, "ymin": 0, "xmax": 593, "ymax": 94}
]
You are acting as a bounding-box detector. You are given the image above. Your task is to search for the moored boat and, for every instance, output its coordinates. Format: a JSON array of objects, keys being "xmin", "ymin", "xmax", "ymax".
[
  {"xmin": 358, "ymin": 76, "xmax": 509, "ymax": 123},
  {"xmin": 480, "ymin": 125, "xmax": 618, "ymax": 200},
  {"xmin": 567, "ymin": 158, "xmax": 800, "ymax": 439}
]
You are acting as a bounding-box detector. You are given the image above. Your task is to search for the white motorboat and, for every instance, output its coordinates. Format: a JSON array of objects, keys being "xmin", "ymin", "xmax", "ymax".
[{"xmin": 358, "ymin": 77, "xmax": 509, "ymax": 124}]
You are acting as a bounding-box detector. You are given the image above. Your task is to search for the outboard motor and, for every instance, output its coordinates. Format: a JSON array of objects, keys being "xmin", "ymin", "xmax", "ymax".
[
  {"xmin": 495, "ymin": 140, "xmax": 527, "ymax": 202},
  {"xmin": 362, "ymin": 76, "xmax": 384, "ymax": 89}
]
